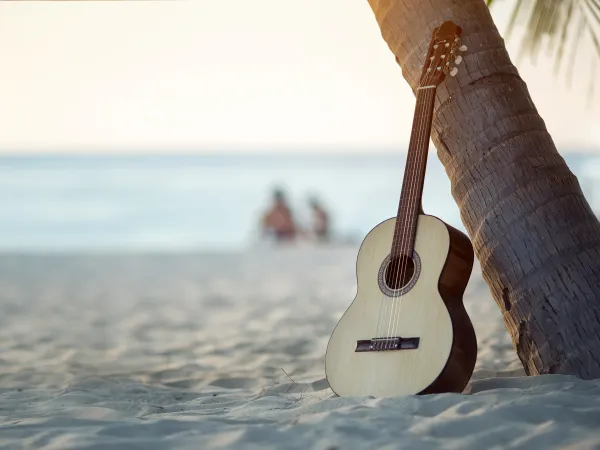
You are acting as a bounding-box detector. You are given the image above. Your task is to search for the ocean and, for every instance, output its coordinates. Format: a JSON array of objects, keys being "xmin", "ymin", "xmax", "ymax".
[{"xmin": 0, "ymin": 152, "xmax": 598, "ymax": 252}]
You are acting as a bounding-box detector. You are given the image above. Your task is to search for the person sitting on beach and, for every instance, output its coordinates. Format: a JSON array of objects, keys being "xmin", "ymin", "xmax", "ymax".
[
  {"xmin": 261, "ymin": 188, "xmax": 297, "ymax": 242},
  {"xmin": 308, "ymin": 196, "xmax": 330, "ymax": 242}
]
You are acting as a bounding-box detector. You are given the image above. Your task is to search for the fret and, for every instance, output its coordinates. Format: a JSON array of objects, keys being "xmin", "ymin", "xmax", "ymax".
[{"xmin": 391, "ymin": 87, "xmax": 437, "ymax": 258}]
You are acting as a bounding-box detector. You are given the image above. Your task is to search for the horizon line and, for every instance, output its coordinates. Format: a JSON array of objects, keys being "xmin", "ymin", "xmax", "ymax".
[{"xmin": 0, "ymin": 146, "xmax": 599, "ymax": 158}]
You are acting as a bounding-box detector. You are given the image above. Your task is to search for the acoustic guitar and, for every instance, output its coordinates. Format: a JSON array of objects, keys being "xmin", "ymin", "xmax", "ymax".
[{"xmin": 325, "ymin": 21, "xmax": 477, "ymax": 397}]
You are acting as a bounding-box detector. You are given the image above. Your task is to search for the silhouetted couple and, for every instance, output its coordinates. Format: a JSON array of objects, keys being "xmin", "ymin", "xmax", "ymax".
[{"xmin": 261, "ymin": 188, "xmax": 330, "ymax": 243}]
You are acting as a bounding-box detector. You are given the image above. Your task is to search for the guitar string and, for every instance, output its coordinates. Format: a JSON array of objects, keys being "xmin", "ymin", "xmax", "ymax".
[
  {"xmin": 380, "ymin": 61, "xmax": 437, "ymax": 350},
  {"xmin": 384, "ymin": 87, "xmax": 434, "ymax": 349},
  {"xmin": 373, "ymin": 79, "xmax": 430, "ymax": 350},
  {"xmin": 371, "ymin": 83, "xmax": 421, "ymax": 348},
  {"xmin": 410, "ymin": 37, "xmax": 460, "ymax": 390},
  {"xmin": 410, "ymin": 38, "xmax": 461, "ymax": 391},
  {"xmin": 375, "ymin": 87, "xmax": 428, "ymax": 349},
  {"xmin": 388, "ymin": 86, "xmax": 436, "ymax": 345},
  {"xmin": 385, "ymin": 47, "xmax": 443, "ymax": 350},
  {"xmin": 388, "ymin": 46, "xmax": 447, "ymax": 349},
  {"xmin": 378, "ymin": 54, "xmax": 435, "ymax": 350}
]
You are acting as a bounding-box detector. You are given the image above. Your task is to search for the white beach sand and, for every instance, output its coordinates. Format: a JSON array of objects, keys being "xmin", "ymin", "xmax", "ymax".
[{"xmin": 1, "ymin": 248, "xmax": 600, "ymax": 449}]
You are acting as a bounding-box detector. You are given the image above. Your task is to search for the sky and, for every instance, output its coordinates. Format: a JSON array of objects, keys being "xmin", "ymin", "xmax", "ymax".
[{"xmin": 0, "ymin": 0, "xmax": 598, "ymax": 154}]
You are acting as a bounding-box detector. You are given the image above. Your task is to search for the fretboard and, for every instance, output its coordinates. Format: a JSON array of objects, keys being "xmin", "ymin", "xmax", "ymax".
[{"xmin": 390, "ymin": 86, "xmax": 437, "ymax": 258}]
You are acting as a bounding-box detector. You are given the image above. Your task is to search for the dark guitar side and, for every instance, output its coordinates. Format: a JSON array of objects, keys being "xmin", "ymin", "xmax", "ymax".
[{"xmin": 419, "ymin": 215, "xmax": 478, "ymax": 395}]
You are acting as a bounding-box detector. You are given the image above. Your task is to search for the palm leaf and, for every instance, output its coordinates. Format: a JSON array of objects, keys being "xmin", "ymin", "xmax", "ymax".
[{"xmin": 487, "ymin": 0, "xmax": 600, "ymax": 94}]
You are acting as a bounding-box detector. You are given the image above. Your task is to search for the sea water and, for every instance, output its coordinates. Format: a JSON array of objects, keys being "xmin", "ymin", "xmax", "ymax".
[{"xmin": 0, "ymin": 152, "xmax": 597, "ymax": 252}]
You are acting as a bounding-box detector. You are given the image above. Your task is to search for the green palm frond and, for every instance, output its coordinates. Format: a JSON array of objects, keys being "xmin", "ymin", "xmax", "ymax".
[{"xmin": 487, "ymin": 0, "xmax": 600, "ymax": 96}]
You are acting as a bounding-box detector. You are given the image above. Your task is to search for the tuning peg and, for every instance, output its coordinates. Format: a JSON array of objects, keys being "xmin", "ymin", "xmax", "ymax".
[
  {"xmin": 450, "ymin": 67, "xmax": 458, "ymax": 77},
  {"xmin": 454, "ymin": 55, "xmax": 463, "ymax": 65},
  {"xmin": 459, "ymin": 45, "xmax": 468, "ymax": 52}
]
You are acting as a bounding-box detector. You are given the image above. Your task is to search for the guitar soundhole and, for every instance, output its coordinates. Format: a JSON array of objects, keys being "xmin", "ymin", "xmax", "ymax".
[
  {"xmin": 385, "ymin": 255, "xmax": 415, "ymax": 290},
  {"xmin": 378, "ymin": 252, "xmax": 421, "ymax": 297}
]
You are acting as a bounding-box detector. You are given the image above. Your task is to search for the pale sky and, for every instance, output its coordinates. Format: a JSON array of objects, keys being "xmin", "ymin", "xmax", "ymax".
[{"xmin": 0, "ymin": 0, "xmax": 598, "ymax": 154}]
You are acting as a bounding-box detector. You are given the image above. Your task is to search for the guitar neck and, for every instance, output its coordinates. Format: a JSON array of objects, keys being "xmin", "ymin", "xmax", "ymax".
[{"xmin": 391, "ymin": 86, "xmax": 437, "ymax": 258}]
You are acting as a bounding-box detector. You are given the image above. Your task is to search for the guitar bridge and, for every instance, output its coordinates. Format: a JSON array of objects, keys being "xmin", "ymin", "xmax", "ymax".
[{"xmin": 355, "ymin": 337, "xmax": 420, "ymax": 352}]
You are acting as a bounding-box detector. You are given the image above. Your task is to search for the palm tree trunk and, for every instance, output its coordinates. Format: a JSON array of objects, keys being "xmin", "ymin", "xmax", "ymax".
[{"xmin": 366, "ymin": 0, "xmax": 600, "ymax": 378}]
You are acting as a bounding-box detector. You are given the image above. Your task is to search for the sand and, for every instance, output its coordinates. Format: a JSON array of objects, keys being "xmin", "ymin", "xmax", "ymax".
[{"xmin": 1, "ymin": 248, "xmax": 600, "ymax": 449}]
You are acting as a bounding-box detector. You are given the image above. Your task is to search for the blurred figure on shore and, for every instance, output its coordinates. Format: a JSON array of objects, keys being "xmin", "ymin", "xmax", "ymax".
[
  {"xmin": 261, "ymin": 187, "xmax": 297, "ymax": 242},
  {"xmin": 308, "ymin": 196, "xmax": 330, "ymax": 242}
]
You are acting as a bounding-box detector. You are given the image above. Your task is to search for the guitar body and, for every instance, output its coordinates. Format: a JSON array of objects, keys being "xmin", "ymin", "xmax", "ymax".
[{"xmin": 325, "ymin": 214, "xmax": 477, "ymax": 397}]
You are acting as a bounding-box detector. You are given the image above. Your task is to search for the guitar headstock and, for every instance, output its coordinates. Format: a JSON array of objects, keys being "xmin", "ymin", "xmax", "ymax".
[{"xmin": 419, "ymin": 21, "xmax": 467, "ymax": 88}]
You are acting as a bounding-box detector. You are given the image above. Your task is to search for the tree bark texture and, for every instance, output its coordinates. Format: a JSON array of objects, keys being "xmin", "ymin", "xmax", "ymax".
[{"xmin": 366, "ymin": 0, "xmax": 600, "ymax": 379}]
